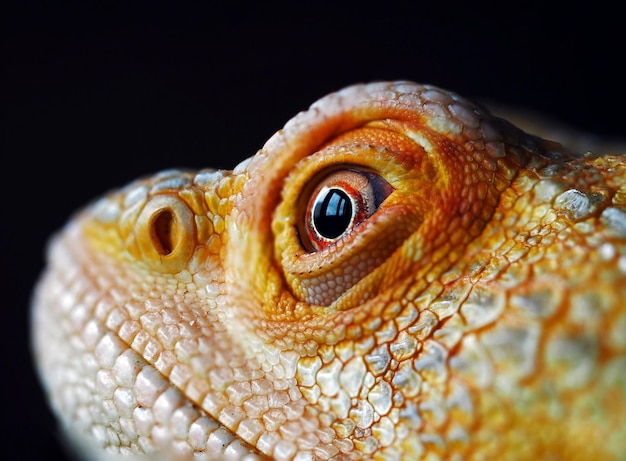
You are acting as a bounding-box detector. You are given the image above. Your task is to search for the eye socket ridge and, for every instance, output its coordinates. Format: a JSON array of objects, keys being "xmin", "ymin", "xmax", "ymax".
[{"xmin": 300, "ymin": 168, "xmax": 393, "ymax": 252}]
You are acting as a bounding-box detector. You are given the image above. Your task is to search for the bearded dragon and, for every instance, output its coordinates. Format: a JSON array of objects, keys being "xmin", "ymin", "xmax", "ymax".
[{"xmin": 32, "ymin": 81, "xmax": 626, "ymax": 460}]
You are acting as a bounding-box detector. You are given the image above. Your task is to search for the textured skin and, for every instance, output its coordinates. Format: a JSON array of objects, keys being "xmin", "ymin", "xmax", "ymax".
[{"xmin": 32, "ymin": 81, "xmax": 626, "ymax": 460}]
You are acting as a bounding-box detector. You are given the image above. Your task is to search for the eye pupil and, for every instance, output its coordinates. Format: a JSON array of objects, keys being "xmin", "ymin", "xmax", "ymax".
[{"xmin": 313, "ymin": 188, "xmax": 353, "ymax": 239}]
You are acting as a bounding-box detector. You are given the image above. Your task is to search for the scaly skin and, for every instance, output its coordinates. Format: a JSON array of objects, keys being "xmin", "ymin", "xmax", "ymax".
[{"xmin": 32, "ymin": 81, "xmax": 626, "ymax": 460}]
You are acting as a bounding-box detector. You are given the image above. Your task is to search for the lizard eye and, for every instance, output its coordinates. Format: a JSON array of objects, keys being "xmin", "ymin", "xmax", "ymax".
[
  {"xmin": 301, "ymin": 169, "xmax": 394, "ymax": 251},
  {"xmin": 273, "ymin": 147, "xmax": 426, "ymax": 306}
]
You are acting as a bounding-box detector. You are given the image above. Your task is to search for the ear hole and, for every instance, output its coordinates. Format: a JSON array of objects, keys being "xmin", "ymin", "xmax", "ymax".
[
  {"xmin": 152, "ymin": 209, "xmax": 176, "ymax": 255},
  {"xmin": 133, "ymin": 194, "xmax": 196, "ymax": 273}
]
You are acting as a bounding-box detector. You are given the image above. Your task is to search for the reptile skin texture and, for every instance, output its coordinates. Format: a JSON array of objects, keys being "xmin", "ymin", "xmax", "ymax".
[{"xmin": 32, "ymin": 81, "xmax": 626, "ymax": 460}]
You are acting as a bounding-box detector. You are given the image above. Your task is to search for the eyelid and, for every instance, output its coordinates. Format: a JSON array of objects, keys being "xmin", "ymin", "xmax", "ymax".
[{"xmin": 271, "ymin": 142, "xmax": 427, "ymax": 307}]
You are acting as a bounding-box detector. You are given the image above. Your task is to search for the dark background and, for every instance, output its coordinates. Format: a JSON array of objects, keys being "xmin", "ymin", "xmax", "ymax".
[{"xmin": 2, "ymin": 2, "xmax": 623, "ymax": 460}]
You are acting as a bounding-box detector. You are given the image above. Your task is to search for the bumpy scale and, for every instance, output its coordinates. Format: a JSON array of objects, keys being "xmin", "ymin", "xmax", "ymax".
[{"xmin": 32, "ymin": 82, "xmax": 626, "ymax": 460}]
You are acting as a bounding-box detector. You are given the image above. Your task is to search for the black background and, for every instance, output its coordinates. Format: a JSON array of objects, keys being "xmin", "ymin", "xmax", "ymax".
[{"xmin": 2, "ymin": 2, "xmax": 623, "ymax": 460}]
